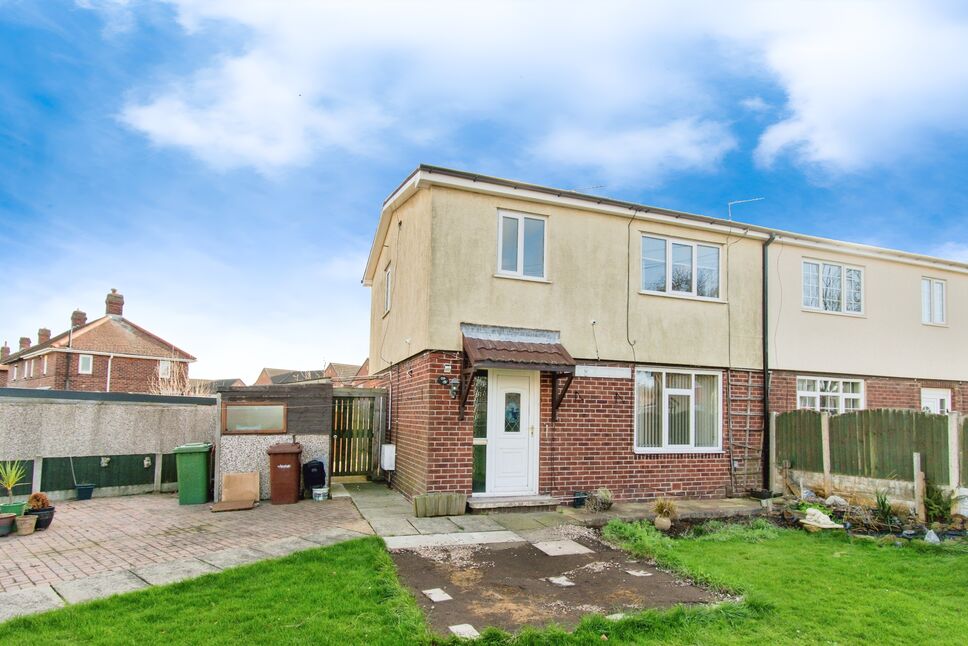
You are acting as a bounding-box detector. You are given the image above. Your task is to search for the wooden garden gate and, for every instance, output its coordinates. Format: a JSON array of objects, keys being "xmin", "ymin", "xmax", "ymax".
[{"xmin": 330, "ymin": 388, "xmax": 386, "ymax": 478}]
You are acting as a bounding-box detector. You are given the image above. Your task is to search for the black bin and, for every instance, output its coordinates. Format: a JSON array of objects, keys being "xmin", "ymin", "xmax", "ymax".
[{"xmin": 302, "ymin": 460, "xmax": 327, "ymax": 498}]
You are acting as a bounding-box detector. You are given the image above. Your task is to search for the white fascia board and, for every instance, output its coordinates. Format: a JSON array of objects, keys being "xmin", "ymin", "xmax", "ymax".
[
  {"xmin": 362, "ymin": 171, "xmax": 423, "ymax": 286},
  {"xmin": 22, "ymin": 348, "xmax": 194, "ymax": 362}
]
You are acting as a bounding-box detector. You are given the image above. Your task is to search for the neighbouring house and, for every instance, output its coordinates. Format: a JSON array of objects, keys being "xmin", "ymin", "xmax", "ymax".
[
  {"xmin": 0, "ymin": 347, "xmax": 8, "ymax": 387},
  {"xmin": 190, "ymin": 377, "xmax": 246, "ymax": 394},
  {"xmin": 323, "ymin": 362, "xmax": 363, "ymax": 387},
  {"xmin": 0, "ymin": 289, "xmax": 195, "ymax": 393},
  {"xmin": 253, "ymin": 367, "xmax": 327, "ymax": 386},
  {"xmin": 363, "ymin": 165, "xmax": 968, "ymax": 505}
]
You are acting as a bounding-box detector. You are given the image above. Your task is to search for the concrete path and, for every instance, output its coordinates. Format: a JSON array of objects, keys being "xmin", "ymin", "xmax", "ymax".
[{"xmin": 0, "ymin": 493, "xmax": 372, "ymax": 623}]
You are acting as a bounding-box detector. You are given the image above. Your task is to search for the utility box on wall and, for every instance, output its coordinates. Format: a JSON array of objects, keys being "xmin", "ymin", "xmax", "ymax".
[{"xmin": 381, "ymin": 443, "xmax": 396, "ymax": 471}]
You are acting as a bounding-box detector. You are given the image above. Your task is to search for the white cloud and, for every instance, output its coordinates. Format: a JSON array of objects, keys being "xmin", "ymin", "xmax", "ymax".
[
  {"xmin": 929, "ymin": 241, "xmax": 968, "ymax": 263},
  {"xmin": 532, "ymin": 119, "xmax": 736, "ymax": 187},
  {"xmin": 106, "ymin": 1, "xmax": 968, "ymax": 181}
]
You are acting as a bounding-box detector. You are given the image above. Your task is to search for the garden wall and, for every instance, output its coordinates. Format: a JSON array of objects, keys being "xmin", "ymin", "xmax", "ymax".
[{"xmin": 0, "ymin": 388, "xmax": 217, "ymax": 501}]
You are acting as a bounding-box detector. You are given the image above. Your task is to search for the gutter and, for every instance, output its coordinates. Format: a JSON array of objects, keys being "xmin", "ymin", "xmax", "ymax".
[{"xmin": 761, "ymin": 233, "xmax": 777, "ymax": 491}]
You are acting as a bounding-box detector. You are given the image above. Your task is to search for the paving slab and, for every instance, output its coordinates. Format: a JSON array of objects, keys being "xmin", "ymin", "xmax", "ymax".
[
  {"xmin": 369, "ymin": 517, "xmax": 419, "ymax": 537},
  {"xmin": 449, "ymin": 624, "xmax": 480, "ymax": 638},
  {"xmin": 447, "ymin": 515, "xmax": 503, "ymax": 531},
  {"xmin": 54, "ymin": 571, "xmax": 148, "ymax": 605},
  {"xmin": 303, "ymin": 527, "xmax": 367, "ymax": 546},
  {"xmin": 258, "ymin": 536, "xmax": 320, "ymax": 558},
  {"xmin": 491, "ymin": 514, "xmax": 546, "ymax": 531},
  {"xmin": 0, "ymin": 585, "xmax": 65, "ymax": 622},
  {"xmin": 411, "ymin": 517, "xmax": 462, "ymax": 535},
  {"xmin": 384, "ymin": 530, "xmax": 524, "ymax": 550},
  {"xmin": 133, "ymin": 558, "xmax": 219, "ymax": 586},
  {"xmin": 531, "ymin": 512, "xmax": 571, "ymax": 527},
  {"xmin": 422, "ymin": 587, "xmax": 453, "ymax": 602},
  {"xmin": 197, "ymin": 547, "xmax": 268, "ymax": 570},
  {"xmin": 532, "ymin": 539, "xmax": 594, "ymax": 556}
]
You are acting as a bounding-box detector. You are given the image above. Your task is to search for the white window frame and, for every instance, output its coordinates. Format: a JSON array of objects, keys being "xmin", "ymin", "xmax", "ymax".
[
  {"xmin": 383, "ymin": 263, "xmax": 392, "ymax": 315},
  {"xmin": 640, "ymin": 234, "xmax": 722, "ymax": 300},
  {"xmin": 42, "ymin": 355, "xmax": 48, "ymax": 375},
  {"xmin": 633, "ymin": 366, "xmax": 723, "ymax": 454},
  {"xmin": 13, "ymin": 365, "xmax": 18, "ymax": 380},
  {"xmin": 802, "ymin": 259, "xmax": 864, "ymax": 315},
  {"xmin": 921, "ymin": 277, "xmax": 946, "ymax": 325},
  {"xmin": 78, "ymin": 354, "xmax": 93, "ymax": 375},
  {"xmin": 158, "ymin": 360, "xmax": 172, "ymax": 379},
  {"xmin": 796, "ymin": 376, "xmax": 865, "ymax": 413},
  {"xmin": 26, "ymin": 360, "xmax": 32, "ymax": 379},
  {"xmin": 496, "ymin": 210, "xmax": 547, "ymax": 280}
]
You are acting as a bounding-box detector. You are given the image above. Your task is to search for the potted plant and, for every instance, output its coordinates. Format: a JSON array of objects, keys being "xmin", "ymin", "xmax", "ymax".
[
  {"xmin": 15, "ymin": 513, "xmax": 37, "ymax": 536},
  {"xmin": 587, "ymin": 487, "xmax": 613, "ymax": 512},
  {"xmin": 25, "ymin": 492, "xmax": 56, "ymax": 531},
  {"xmin": 0, "ymin": 460, "xmax": 29, "ymax": 516},
  {"xmin": 653, "ymin": 498, "xmax": 678, "ymax": 532},
  {"xmin": 0, "ymin": 513, "xmax": 14, "ymax": 537}
]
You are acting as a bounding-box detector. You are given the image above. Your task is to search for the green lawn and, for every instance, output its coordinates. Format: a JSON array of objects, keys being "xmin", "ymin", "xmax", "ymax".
[{"xmin": 3, "ymin": 524, "xmax": 966, "ymax": 645}]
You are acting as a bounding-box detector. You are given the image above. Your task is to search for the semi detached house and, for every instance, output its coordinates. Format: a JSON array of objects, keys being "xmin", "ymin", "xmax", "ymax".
[{"xmin": 363, "ymin": 166, "xmax": 968, "ymax": 504}]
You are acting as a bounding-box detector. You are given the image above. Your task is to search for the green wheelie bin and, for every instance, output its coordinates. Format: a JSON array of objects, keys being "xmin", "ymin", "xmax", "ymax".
[{"xmin": 173, "ymin": 442, "xmax": 212, "ymax": 504}]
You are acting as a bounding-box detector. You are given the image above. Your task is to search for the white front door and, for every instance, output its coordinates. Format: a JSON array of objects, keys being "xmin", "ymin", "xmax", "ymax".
[
  {"xmin": 486, "ymin": 370, "xmax": 539, "ymax": 495},
  {"xmin": 921, "ymin": 388, "xmax": 952, "ymax": 414}
]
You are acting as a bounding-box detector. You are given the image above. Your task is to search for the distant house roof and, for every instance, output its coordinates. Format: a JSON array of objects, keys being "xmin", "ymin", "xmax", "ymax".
[
  {"xmin": 273, "ymin": 369, "xmax": 327, "ymax": 384},
  {"xmin": 324, "ymin": 362, "xmax": 362, "ymax": 383},
  {"xmin": 1, "ymin": 315, "xmax": 195, "ymax": 365},
  {"xmin": 190, "ymin": 378, "xmax": 245, "ymax": 393}
]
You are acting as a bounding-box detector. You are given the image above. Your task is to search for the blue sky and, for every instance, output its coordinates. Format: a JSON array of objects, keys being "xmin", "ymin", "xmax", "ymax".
[{"xmin": 2, "ymin": 1, "xmax": 968, "ymax": 381}]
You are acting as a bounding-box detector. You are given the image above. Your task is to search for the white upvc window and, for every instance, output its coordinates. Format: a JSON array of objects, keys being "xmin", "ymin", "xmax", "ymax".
[
  {"xmin": 921, "ymin": 277, "xmax": 946, "ymax": 325},
  {"xmin": 796, "ymin": 376, "xmax": 864, "ymax": 413},
  {"xmin": 26, "ymin": 360, "xmax": 32, "ymax": 379},
  {"xmin": 158, "ymin": 360, "xmax": 172, "ymax": 379},
  {"xmin": 384, "ymin": 264, "xmax": 392, "ymax": 314},
  {"xmin": 42, "ymin": 356, "xmax": 48, "ymax": 375},
  {"xmin": 802, "ymin": 259, "xmax": 863, "ymax": 314},
  {"xmin": 497, "ymin": 210, "xmax": 546, "ymax": 279},
  {"xmin": 13, "ymin": 365, "xmax": 18, "ymax": 380},
  {"xmin": 641, "ymin": 235, "xmax": 721, "ymax": 299},
  {"xmin": 634, "ymin": 367, "xmax": 722, "ymax": 453},
  {"xmin": 78, "ymin": 354, "xmax": 93, "ymax": 375}
]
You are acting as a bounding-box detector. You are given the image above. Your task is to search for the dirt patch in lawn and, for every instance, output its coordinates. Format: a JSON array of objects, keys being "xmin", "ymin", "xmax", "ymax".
[{"xmin": 390, "ymin": 529, "xmax": 717, "ymax": 635}]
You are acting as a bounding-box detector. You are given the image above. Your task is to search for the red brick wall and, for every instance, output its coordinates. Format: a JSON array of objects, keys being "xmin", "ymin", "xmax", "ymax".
[
  {"xmin": 769, "ymin": 370, "xmax": 968, "ymax": 413},
  {"xmin": 5, "ymin": 352, "xmax": 188, "ymax": 394},
  {"xmin": 384, "ymin": 350, "xmax": 765, "ymax": 502}
]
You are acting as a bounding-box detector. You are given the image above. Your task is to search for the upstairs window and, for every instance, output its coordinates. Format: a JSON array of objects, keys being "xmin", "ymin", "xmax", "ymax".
[
  {"xmin": 384, "ymin": 264, "xmax": 392, "ymax": 314},
  {"xmin": 802, "ymin": 260, "xmax": 863, "ymax": 314},
  {"xmin": 641, "ymin": 235, "xmax": 720, "ymax": 299},
  {"xmin": 921, "ymin": 278, "xmax": 946, "ymax": 325},
  {"xmin": 158, "ymin": 360, "xmax": 172, "ymax": 379},
  {"xmin": 498, "ymin": 211, "xmax": 546, "ymax": 279},
  {"xmin": 42, "ymin": 356, "xmax": 48, "ymax": 375},
  {"xmin": 78, "ymin": 354, "xmax": 93, "ymax": 375}
]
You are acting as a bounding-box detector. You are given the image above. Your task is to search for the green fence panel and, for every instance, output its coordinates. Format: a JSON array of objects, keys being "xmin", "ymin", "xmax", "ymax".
[
  {"xmin": 42, "ymin": 454, "xmax": 157, "ymax": 491},
  {"xmin": 829, "ymin": 410, "xmax": 948, "ymax": 483},
  {"xmin": 161, "ymin": 453, "xmax": 178, "ymax": 484},
  {"xmin": 775, "ymin": 410, "xmax": 823, "ymax": 472}
]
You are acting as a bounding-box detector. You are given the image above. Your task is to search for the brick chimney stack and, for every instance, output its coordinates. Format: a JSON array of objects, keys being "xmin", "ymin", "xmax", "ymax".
[
  {"xmin": 19, "ymin": 337, "xmax": 31, "ymax": 350},
  {"xmin": 71, "ymin": 310, "xmax": 87, "ymax": 328},
  {"xmin": 37, "ymin": 328, "xmax": 51, "ymax": 345},
  {"xmin": 105, "ymin": 289, "xmax": 124, "ymax": 317},
  {"xmin": 1, "ymin": 343, "xmax": 9, "ymax": 361}
]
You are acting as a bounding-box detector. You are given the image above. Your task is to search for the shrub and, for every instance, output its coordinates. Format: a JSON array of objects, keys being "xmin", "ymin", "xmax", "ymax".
[
  {"xmin": 0, "ymin": 461, "xmax": 27, "ymax": 503},
  {"xmin": 798, "ymin": 501, "xmax": 834, "ymax": 517},
  {"xmin": 27, "ymin": 492, "xmax": 51, "ymax": 510},
  {"xmin": 587, "ymin": 487, "xmax": 613, "ymax": 512},
  {"xmin": 924, "ymin": 481, "xmax": 957, "ymax": 524},
  {"xmin": 653, "ymin": 498, "xmax": 678, "ymax": 519},
  {"xmin": 874, "ymin": 490, "xmax": 893, "ymax": 527}
]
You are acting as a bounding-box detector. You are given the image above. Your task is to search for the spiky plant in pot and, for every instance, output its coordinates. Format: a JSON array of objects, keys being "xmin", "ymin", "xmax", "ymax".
[{"xmin": 0, "ymin": 461, "xmax": 28, "ymax": 516}]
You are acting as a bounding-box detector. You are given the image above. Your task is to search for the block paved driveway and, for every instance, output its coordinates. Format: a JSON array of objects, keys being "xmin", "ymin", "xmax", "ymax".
[{"xmin": 0, "ymin": 492, "xmax": 371, "ymax": 594}]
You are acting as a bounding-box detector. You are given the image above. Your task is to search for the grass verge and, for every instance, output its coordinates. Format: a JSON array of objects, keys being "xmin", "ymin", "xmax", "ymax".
[{"xmin": 0, "ymin": 536, "xmax": 428, "ymax": 646}]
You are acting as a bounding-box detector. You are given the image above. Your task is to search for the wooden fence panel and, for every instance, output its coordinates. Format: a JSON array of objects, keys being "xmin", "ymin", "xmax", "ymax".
[
  {"xmin": 775, "ymin": 410, "xmax": 823, "ymax": 472},
  {"xmin": 829, "ymin": 409, "xmax": 948, "ymax": 483},
  {"xmin": 331, "ymin": 394, "xmax": 383, "ymax": 477}
]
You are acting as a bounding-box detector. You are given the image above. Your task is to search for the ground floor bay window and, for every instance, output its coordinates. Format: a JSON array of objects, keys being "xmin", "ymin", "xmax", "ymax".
[{"xmin": 635, "ymin": 368, "xmax": 722, "ymax": 453}]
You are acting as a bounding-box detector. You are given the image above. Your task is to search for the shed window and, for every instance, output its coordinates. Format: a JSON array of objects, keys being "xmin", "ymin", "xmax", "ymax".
[{"xmin": 224, "ymin": 404, "xmax": 287, "ymax": 434}]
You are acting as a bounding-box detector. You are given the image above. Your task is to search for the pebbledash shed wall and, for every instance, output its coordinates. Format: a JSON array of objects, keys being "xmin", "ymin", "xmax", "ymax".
[{"xmin": 384, "ymin": 350, "xmax": 764, "ymax": 502}]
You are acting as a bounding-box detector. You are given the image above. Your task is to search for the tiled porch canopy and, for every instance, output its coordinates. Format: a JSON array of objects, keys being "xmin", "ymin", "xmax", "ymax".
[{"xmin": 458, "ymin": 324, "xmax": 575, "ymax": 421}]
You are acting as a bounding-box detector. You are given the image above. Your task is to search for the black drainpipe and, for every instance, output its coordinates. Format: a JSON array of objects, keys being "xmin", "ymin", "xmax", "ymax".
[{"xmin": 761, "ymin": 233, "xmax": 777, "ymax": 491}]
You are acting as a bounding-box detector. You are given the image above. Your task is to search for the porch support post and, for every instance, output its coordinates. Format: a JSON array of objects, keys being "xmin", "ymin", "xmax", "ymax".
[
  {"xmin": 457, "ymin": 356, "xmax": 475, "ymax": 421},
  {"xmin": 551, "ymin": 371, "xmax": 574, "ymax": 422}
]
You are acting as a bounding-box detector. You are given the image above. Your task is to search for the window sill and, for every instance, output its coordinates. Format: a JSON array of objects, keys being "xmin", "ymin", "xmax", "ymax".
[
  {"xmin": 494, "ymin": 273, "xmax": 551, "ymax": 284},
  {"xmin": 633, "ymin": 447, "xmax": 724, "ymax": 455},
  {"xmin": 639, "ymin": 290, "xmax": 725, "ymax": 304},
  {"xmin": 800, "ymin": 307, "xmax": 865, "ymax": 319},
  {"xmin": 921, "ymin": 321, "xmax": 948, "ymax": 328}
]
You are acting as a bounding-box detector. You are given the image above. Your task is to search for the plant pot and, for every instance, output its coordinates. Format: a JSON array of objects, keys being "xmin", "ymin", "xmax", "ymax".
[
  {"xmin": 26, "ymin": 507, "xmax": 55, "ymax": 531},
  {"xmin": 76, "ymin": 484, "xmax": 95, "ymax": 500},
  {"xmin": 0, "ymin": 513, "xmax": 14, "ymax": 537},
  {"xmin": 15, "ymin": 514, "xmax": 37, "ymax": 536},
  {"xmin": 654, "ymin": 516, "xmax": 673, "ymax": 532},
  {"xmin": 0, "ymin": 501, "xmax": 27, "ymax": 516}
]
